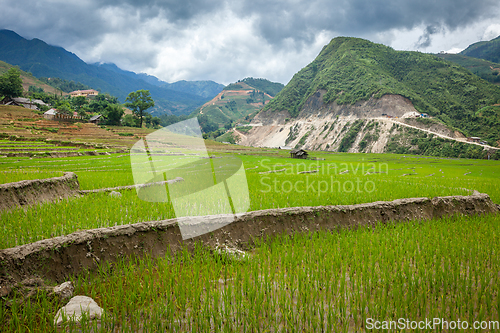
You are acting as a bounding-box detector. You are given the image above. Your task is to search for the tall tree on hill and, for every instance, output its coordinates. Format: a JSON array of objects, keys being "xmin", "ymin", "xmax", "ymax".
[
  {"xmin": 125, "ymin": 90, "xmax": 155, "ymax": 128},
  {"xmin": 0, "ymin": 67, "xmax": 23, "ymax": 100}
]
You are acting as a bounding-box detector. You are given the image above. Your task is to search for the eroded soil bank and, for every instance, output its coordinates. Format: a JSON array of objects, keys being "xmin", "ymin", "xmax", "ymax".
[
  {"xmin": 0, "ymin": 172, "xmax": 80, "ymax": 211},
  {"xmin": 0, "ymin": 192, "xmax": 497, "ymax": 288}
]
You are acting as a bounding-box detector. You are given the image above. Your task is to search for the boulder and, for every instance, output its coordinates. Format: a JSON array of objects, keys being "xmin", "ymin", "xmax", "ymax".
[
  {"xmin": 52, "ymin": 281, "xmax": 74, "ymax": 299},
  {"xmin": 109, "ymin": 191, "xmax": 122, "ymax": 197},
  {"xmin": 54, "ymin": 295, "xmax": 104, "ymax": 326}
]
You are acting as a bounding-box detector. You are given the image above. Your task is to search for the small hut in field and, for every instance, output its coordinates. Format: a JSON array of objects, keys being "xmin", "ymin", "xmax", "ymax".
[
  {"xmin": 290, "ymin": 149, "xmax": 308, "ymax": 159},
  {"xmin": 89, "ymin": 114, "xmax": 102, "ymax": 124}
]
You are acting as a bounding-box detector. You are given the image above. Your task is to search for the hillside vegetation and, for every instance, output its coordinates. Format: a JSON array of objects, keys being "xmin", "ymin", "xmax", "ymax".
[
  {"xmin": 461, "ymin": 35, "xmax": 500, "ymax": 64},
  {"xmin": 264, "ymin": 37, "xmax": 500, "ymax": 140},
  {"xmin": 224, "ymin": 77, "xmax": 284, "ymax": 97},
  {"xmin": 436, "ymin": 53, "xmax": 500, "ymax": 85},
  {"xmin": 192, "ymin": 78, "xmax": 283, "ymax": 136},
  {"xmin": 0, "ymin": 60, "xmax": 65, "ymax": 96}
]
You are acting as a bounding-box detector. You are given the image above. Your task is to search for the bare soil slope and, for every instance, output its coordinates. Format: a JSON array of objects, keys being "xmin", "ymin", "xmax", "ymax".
[{"xmin": 239, "ymin": 94, "xmax": 473, "ymax": 153}]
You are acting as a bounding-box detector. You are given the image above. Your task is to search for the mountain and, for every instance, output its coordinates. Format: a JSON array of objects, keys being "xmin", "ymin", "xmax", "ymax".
[
  {"xmin": 0, "ymin": 29, "xmax": 223, "ymax": 116},
  {"xmin": 237, "ymin": 37, "xmax": 500, "ymax": 155},
  {"xmin": 95, "ymin": 63, "xmax": 224, "ymax": 99},
  {"xmin": 264, "ymin": 37, "xmax": 500, "ymax": 134},
  {"xmin": 436, "ymin": 53, "xmax": 500, "ymax": 85},
  {"xmin": 461, "ymin": 35, "xmax": 500, "ymax": 64},
  {"xmin": 190, "ymin": 77, "xmax": 284, "ymax": 133}
]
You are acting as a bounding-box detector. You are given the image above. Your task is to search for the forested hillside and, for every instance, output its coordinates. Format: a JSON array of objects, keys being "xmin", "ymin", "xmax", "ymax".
[
  {"xmin": 436, "ymin": 53, "xmax": 500, "ymax": 85},
  {"xmin": 264, "ymin": 37, "xmax": 500, "ymax": 140},
  {"xmin": 461, "ymin": 35, "xmax": 500, "ymax": 64}
]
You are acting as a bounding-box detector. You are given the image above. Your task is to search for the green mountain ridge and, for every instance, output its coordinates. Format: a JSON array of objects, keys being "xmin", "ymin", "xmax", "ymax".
[
  {"xmin": 224, "ymin": 78, "xmax": 285, "ymax": 96},
  {"xmin": 461, "ymin": 35, "xmax": 500, "ymax": 64},
  {"xmin": 263, "ymin": 37, "xmax": 500, "ymax": 143},
  {"xmin": 436, "ymin": 53, "xmax": 500, "ymax": 85}
]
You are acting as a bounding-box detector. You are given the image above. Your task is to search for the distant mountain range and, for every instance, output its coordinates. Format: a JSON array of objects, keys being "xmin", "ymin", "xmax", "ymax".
[{"xmin": 0, "ymin": 29, "xmax": 224, "ymax": 115}]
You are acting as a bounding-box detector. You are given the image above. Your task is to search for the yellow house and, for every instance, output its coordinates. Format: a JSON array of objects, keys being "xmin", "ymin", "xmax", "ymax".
[{"xmin": 69, "ymin": 89, "xmax": 99, "ymax": 98}]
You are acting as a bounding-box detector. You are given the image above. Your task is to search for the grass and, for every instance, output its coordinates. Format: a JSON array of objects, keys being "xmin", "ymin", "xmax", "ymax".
[
  {"xmin": 1, "ymin": 151, "xmax": 500, "ymax": 249},
  {"xmin": 0, "ymin": 169, "xmax": 64, "ymax": 184},
  {"xmin": 1, "ymin": 140, "xmax": 499, "ymax": 331},
  {"xmin": 2, "ymin": 213, "xmax": 499, "ymax": 332}
]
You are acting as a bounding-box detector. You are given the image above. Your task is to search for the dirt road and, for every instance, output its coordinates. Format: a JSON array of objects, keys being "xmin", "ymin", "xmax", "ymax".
[{"xmin": 384, "ymin": 118, "xmax": 500, "ymax": 151}]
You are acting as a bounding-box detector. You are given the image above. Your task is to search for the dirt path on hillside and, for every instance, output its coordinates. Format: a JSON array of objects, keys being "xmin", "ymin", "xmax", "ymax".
[
  {"xmin": 232, "ymin": 129, "xmax": 247, "ymax": 142},
  {"xmin": 385, "ymin": 118, "xmax": 500, "ymax": 151}
]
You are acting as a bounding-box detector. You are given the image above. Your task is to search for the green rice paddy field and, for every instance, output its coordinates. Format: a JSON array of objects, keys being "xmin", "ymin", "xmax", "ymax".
[{"xmin": 1, "ymin": 139, "xmax": 500, "ymax": 332}]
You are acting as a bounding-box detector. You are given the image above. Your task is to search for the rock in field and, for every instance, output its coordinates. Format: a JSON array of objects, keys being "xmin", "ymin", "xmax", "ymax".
[
  {"xmin": 109, "ymin": 191, "xmax": 122, "ymax": 197},
  {"xmin": 52, "ymin": 281, "xmax": 74, "ymax": 299},
  {"xmin": 54, "ymin": 295, "xmax": 104, "ymax": 326}
]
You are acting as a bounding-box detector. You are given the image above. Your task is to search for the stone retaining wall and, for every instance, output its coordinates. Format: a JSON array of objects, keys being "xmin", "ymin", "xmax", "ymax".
[{"xmin": 0, "ymin": 192, "xmax": 497, "ymax": 287}]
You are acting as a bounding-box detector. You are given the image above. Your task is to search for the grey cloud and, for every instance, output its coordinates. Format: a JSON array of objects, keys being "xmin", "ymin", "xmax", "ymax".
[
  {"xmin": 1, "ymin": 0, "xmax": 500, "ymax": 85},
  {"xmin": 415, "ymin": 25, "xmax": 441, "ymax": 49},
  {"xmin": 3, "ymin": 0, "xmax": 499, "ymax": 50},
  {"xmin": 233, "ymin": 0, "xmax": 500, "ymax": 46},
  {"xmin": 98, "ymin": 0, "xmax": 221, "ymax": 21}
]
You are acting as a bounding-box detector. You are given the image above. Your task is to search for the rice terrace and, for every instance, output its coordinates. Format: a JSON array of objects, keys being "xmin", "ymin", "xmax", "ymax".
[{"xmin": 0, "ymin": 115, "xmax": 500, "ymax": 331}]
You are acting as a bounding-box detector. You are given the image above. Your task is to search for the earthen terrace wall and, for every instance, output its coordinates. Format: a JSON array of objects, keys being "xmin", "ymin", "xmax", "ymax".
[
  {"xmin": 0, "ymin": 191, "xmax": 497, "ymax": 287},
  {"xmin": 0, "ymin": 172, "xmax": 80, "ymax": 211}
]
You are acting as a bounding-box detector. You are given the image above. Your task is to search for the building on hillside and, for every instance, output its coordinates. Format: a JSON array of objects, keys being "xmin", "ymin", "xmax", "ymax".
[
  {"xmin": 89, "ymin": 114, "xmax": 102, "ymax": 124},
  {"xmin": 2, "ymin": 97, "xmax": 48, "ymax": 110},
  {"xmin": 290, "ymin": 149, "xmax": 308, "ymax": 159},
  {"xmin": 279, "ymin": 146, "xmax": 292, "ymax": 150},
  {"xmin": 467, "ymin": 137, "xmax": 481, "ymax": 143},
  {"xmin": 43, "ymin": 108, "xmax": 57, "ymax": 120},
  {"xmin": 69, "ymin": 89, "xmax": 99, "ymax": 98}
]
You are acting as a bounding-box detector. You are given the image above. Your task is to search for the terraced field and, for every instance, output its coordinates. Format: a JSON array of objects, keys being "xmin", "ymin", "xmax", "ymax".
[
  {"xmin": 1, "ymin": 131, "xmax": 500, "ymax": 332},
  {"xmin": 0, "ymin": 105, "xmax": 156, "ymax": 148}
]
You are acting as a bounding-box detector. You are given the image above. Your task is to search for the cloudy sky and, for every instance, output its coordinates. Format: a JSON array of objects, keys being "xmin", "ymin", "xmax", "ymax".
[{"xmin": 2, "ymin": 0, "xmax": 500, "ymax": 85}]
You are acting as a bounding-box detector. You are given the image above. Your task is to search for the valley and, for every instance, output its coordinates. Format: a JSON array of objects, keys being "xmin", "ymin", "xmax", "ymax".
[{"xmin": 1, "ymin": 29, "xmax": 500, "ymax": 332}]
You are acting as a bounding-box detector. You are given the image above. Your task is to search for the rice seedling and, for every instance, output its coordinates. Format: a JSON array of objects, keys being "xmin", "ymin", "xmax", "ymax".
[
  {"xmin": 1, "ymin": 151, "xmax": 499, "ymax": 248},
  {"xmin": 1, "ymin": 147, "xmax": 500, "ymax": 331},
  {"xmin": 2, "ymin": 213, "xmax": 499, "ymax": 332}
]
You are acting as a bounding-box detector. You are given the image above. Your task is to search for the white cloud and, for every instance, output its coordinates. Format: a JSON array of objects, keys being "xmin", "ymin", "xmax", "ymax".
[
  {"xmin": 445, "ymin": 47, "xmax": 463, "ymax": 54},
  {"xmin": 483, "ymin": 24, "xmax": 500, "ymax": 41}
]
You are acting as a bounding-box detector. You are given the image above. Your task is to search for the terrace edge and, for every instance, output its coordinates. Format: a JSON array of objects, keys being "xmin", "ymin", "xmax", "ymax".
[
  {"xmin": 0, "ymin": 172, "xmax": 80, "ymax": 211},
  {"xmin": 0, "ymin": 191, "xmax": 498, "ymax": 287}
]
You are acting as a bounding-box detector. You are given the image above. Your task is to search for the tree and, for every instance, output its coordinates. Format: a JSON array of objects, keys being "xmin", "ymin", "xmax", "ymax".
[
  {"xmin": 105, "ymin": 104, "xmax": 124, "ymax": 125},
  {"xmin": 122, "ymin": 114, "xmax": 139, "ymax": 127},
  {"xmin": 71, "ymin": 96, "xmax": 87, "ymax": 110},
  {"xmin": 144, "ymin": 114, "xmax": 153, "ymax": 127},
  {"xmin": 0, "ymin": 68, "xmax": 23, "ymax": 99},
  {"xmin": 125, "ymin": 90, "xmax": 155, "ymax": 128},
  {"xmin": 57, "ymin": 104, "xmax": 72, "ymax": 115},
  {"xmin": 151, "ymin": 117, "xmax": 161, "ymax": 128}
]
